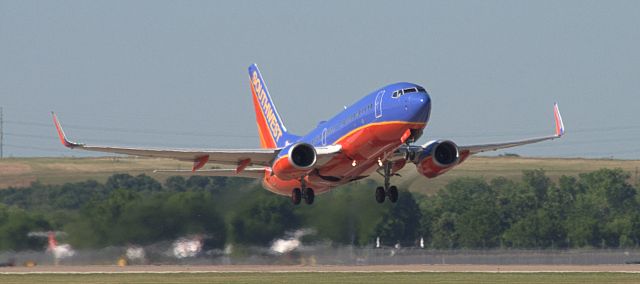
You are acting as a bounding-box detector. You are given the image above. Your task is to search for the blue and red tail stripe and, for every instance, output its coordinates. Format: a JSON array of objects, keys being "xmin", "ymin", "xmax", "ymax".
[
  {"xmin": 248, "ymin": 64, "xmax": 299, "ymax": 148},
  {"xmin": 554, "ymin": 103, "xmax": 565, "ymax": 137}
]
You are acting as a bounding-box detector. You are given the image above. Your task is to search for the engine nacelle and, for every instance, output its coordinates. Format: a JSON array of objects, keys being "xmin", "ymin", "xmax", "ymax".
[
  {"xmin": 415, "ymin": 140, "xmax": 460, "ymax": 178},
  {"xmin": 272, "ymin": 143, "xmax": 317, "ymax": 180}
]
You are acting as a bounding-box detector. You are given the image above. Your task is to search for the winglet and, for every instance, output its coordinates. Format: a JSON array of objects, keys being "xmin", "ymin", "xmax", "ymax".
[
  {"xmin": 51, "ymin": 112, "xmax": 82, "ymax": 148},
  {"xmin": 553, "ymin": 103, "xmax": 565, "ymax": 137}
]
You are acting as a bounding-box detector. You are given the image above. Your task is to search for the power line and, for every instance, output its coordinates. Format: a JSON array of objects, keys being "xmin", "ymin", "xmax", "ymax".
[
  {"xmin": 5, "ymin": 132, "xmax": 56, "ymax": 140},
  {"xmin": 4, "ymin": 143, "xmax": 68, "ymax": 152},
  {"xmin": 4, "ymin": 119, "xmax": 258, "ymax": 138},
  {"xmin": 6, "ymin": 116, "xmax": 640, "ymax": 140}
]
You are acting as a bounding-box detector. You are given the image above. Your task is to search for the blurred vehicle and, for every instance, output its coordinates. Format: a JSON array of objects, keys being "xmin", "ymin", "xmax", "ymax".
[{"xmin": 28, "ymin": 231, "xmax": 75, "ymax": 265}]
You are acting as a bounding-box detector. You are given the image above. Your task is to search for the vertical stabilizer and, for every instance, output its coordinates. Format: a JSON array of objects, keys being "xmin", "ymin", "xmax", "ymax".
[{"xmin": 248, "ymin": 64, "xmax": 298, "ymax": 148}]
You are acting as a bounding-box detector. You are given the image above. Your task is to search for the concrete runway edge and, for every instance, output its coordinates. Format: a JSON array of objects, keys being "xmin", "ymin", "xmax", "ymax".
[{"xmin": 2, "ymin": 265, "xmax": 640, "ymax": 274}]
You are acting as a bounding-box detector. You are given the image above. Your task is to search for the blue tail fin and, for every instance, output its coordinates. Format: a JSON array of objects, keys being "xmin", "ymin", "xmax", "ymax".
[{"xmin": 248, "ymin": 64, "xmax": 299, "ymax": 148}]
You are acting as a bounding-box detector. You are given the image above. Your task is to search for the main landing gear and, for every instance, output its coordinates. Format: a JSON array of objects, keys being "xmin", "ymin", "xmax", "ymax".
[
  {"xmin": 291, "ymin": 179, "xmax": 315, "ymax": 205},
  {"xmin": 375, "ymin": 162, "xmax": 399, "ymax": 204}
]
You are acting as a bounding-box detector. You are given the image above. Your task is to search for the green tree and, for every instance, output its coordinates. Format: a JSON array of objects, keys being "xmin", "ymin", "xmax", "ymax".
[
  {"xmin": 230, "ymin": 193, "xmax": 298, "ymax": 246},
  {"xmin": 297, "ymin": 182, "xmax": 390, "ymax": 246},
  {"xmin": 493, "ymin": 177, "xmax": 536, "ymax": 235},
  {"xmin": 373, "ymin": 189, "xmax": 422, "ymax": 246},
  {"xmin": 580, "ymin": 169, "xmax": 636, "ymax": 213},
  {"xmin": 106, "ymin": 174, "xmax": 162, "ymax": 193},
  {"xmin": 522, "ymin": 169, "xmax": 551, "ymax": 207},
  {"xmin": 66, "ymin": 189, "xmax": 141, "ymax": 247},
  {"xmin": 429, "ymin": 178, "xmax": 501, "ymax": 248},
  {"xmin": 115, "ymin": 191, "xmax": 226, "ymax": 247},
  {"xmin": 564, "ymin": 169, "xmax": 638, "ymax": 248},
  {"xmin": 0, "ymin": 205, "xmax": 50, "ymax": 251},
  {"xmin": 503, "ymin": 209, "xmax": 565, "ymax": 248},
  {"xmin": 185, "ymin": 176, "xmax": 211, "ymax": 190},
  {"xmin": 165, "ymin": 176, "xmax": 186, "ymax": 192}
]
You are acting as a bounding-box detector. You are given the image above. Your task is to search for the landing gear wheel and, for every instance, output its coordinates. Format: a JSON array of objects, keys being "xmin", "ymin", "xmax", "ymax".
[
  {"xmin": 304, "ymin": 188, "xmax": 315, "ymax": 205},
  {"xmin": 388, "ymin": 186, "xmax": 398, "ymax": 203},
  {"xmin": 291, "ymin": 188, "xmax": 302, "ymax": 205},
  {"xmin": 375, "ymin": 186, "xmax": 386, "ymax": 203}
]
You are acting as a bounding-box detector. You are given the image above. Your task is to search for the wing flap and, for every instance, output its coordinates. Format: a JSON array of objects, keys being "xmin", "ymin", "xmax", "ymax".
[
  {"xmin": 154, "ymin": 168, "xmax": 266, "ymax": 179},
  {"xmin": 69, "ymin": 145, "xmax": 277, "ymax": 166}
]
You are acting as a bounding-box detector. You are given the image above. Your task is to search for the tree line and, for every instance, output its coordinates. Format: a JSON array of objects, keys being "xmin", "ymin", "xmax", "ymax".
[{"xmin": 0, "ymin": 168, "xmax": 639, "ymax": 251}]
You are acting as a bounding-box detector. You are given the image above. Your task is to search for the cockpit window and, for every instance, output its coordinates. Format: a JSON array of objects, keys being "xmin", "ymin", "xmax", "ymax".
[
  {"xmin": 391, "ymin": 86, "xmax": 426, "ymax": 99},
  {"xmin": 403, "ymin": 88, "xmax": 417, "ymax": 94}
]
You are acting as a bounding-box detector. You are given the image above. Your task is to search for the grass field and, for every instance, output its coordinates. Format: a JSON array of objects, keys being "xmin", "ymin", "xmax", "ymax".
[
  {"xmin": 399, "ymin": 156, "xmax": 640, "ymax": 194},
  {"xmin": 1, "ymin": 272, "xmax": 639, "ymax": 284},
  {"xmin": 0, "ymin": 157, "xmax": 192, "ymax": 189},
  {"xmin": 1, "ymin": 156, "xmax": 640, "ymax": 194}
]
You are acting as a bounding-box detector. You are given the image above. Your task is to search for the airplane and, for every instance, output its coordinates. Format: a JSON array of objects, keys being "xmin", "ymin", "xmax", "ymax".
[{"xmin": 53, "ymin": 64, "xmax": 565, "ymax": 205}]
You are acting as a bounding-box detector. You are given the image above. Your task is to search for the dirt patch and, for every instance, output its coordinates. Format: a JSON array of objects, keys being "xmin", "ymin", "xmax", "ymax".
[
  {"xmin": 0, "ymin": 163, "xmax": 35, "ymax": 188},
  {"xmin": 42, "ymin": 163, "xmax": 114, "ymax": 172},
  {"xmin": 0, "ymin": 163, "xmax": 32, "ymax": 176}
]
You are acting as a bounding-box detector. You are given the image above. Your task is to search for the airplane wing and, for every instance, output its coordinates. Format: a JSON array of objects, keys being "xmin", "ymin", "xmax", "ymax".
[
  {"xmin": 154, "ymin": 168, "xmax": 266, "ymax": 179},
  {"xmin": 52, "ymin": 113, "xmax": 340, "ymax": 172},
  {"xmin": 401, "ymin": 103, "xmax": 565, "ymax": 179},
  {"xmin": 458, "ymin": 103, "xmax": 565, "ymax": 154}
]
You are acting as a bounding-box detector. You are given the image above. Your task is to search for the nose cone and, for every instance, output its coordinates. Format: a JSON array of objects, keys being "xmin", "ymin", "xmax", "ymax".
[{"xmin": 407, "ymin": 92, "xmax": 431, "ymax": 123}]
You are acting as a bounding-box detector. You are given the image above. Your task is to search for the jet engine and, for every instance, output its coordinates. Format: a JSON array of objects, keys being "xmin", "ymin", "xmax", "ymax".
[
  {"xmin": 414, "ymin": 140, "xmax": 460, "ymax": 178},
  {"xmin": 272, "ymin": 143, "xmax": 317, "ymax": 180}
]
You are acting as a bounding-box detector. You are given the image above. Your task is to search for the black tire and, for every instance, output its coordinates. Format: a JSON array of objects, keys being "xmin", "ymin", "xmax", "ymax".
[
  {"xmin": 304, "ymin": 188, "xmax": 315, "ymax": 205},
  {"xmin": 291, "ymin": 188, "xmax": 302, "ymax": 205},
  {"xmin": 375, "ymin": 186, "xmax": 385, "ymax": 203},
  {"xmin": 388, "ymin": 186, "xmax": 399, "ymax": 203}
]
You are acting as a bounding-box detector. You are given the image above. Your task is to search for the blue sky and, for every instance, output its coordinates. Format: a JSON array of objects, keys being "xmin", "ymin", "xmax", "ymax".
[{"xmin": 1, "ymin": 1, "xmax": 639, "ymax": 158}]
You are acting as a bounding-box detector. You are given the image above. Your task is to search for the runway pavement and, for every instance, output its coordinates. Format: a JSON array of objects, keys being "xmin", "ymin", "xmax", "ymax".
[{"xmin": 2, "ymin": 264, "xmax": 640, "ymax": 274}]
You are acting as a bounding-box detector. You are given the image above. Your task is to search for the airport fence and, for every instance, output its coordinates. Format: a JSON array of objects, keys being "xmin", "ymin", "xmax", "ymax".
[{"xmin": 2, "ymin": 247, "xmax": 640, "ymax": 266}]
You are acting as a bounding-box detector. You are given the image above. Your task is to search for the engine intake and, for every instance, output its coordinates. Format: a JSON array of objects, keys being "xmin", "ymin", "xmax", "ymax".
[
  {"xmin": 415, "ymin": 140, "xmax": 460, "ymax": 178},
  {"xmin": 288, "ymin": 143, "xmax": 317, "ymax": 169},
  {"xmin": 431, "ymin": 140, "xmax": 459, "ymax": 167},
  {"xmin": 272, "ymin": 143, "xmax": 317, "ymax": 180}
]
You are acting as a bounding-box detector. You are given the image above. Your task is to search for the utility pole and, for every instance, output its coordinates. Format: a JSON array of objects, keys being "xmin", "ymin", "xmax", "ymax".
[{"xmin": 0, "ymin": 106, "xmax": 3, "ymax": 159}]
